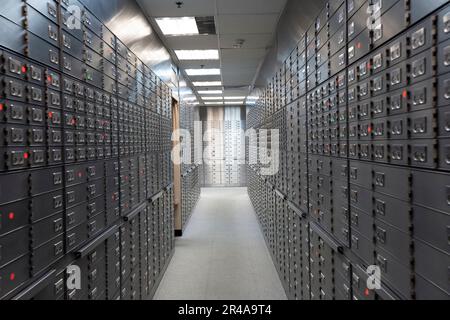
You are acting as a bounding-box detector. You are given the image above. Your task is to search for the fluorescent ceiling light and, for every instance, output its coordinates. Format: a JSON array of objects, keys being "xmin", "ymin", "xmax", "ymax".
[
  {"xmin": 198, "ymin": 90, "xmax": 223, "ymax": 94},
  {"xmin": 204, "ymin": 101, "xmax": 224, "ymax": 105},
  {"xmin": 224, "ymin": 96, "xmax": 246, "ymax": 100},
  {"xmin": 193, "ymin": 81, "xmax": 222, "ymax": 87},
  {"xmin": 155, "ymin": 17, "xmax": 199, "ymax": 36},
  {"xmin": 225, "ymin": 101, "xmax": 244, "ymax": 105},
  {"xmin": 201, "ymin": 96, "xmax": 223, "ymax": 100},
  {"xmin": 186, "ymin": 68, "xmax": 221, "ymax": 76},
  {"xmin": 183, "ymin": 96, "xmax": 197, "ymax": 101},
  {"xmin": 246, "ymin": 96, "xmax": 259, "ymax": 100},
  {"xmin": 175, "ymin": 50, "xmax": 219, "ymax": 60}
]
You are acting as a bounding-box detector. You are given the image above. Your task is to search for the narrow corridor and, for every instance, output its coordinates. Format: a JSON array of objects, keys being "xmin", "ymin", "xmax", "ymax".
[{"xmin": 154, "ymin": 188, "xmax": 287, "ymax": 300}]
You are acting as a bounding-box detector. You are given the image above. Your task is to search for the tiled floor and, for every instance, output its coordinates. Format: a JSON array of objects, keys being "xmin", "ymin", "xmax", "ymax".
[{"xmin": 154, "ymin": 187, "xmax": 287, "ymax": 300}]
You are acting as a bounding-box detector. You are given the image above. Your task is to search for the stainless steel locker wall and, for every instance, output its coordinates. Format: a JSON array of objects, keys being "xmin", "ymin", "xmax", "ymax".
[
  {"xmin": 179, "ymin": 102, "xmax": 200, "ymax": 232},
  {"xmin": 247, "ymin": 0, "xmax": 450, "ymax": 300},
  {"xmin": 202, "ymin": 106, "xmax": 247, "ymax": 187},
  {"xmin": 0, "ymin": 0, "xmax": 174, "ymax": 300}
]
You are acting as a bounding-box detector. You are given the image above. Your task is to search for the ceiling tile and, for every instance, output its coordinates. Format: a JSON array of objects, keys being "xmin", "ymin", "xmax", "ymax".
[
  {"xmin": 138, "ymin": 0, "xmax": 215, "ymax": 17},
  {"xmin": 221, "ymin": 48, "xmax": 267, "ymax": 60},
  {"xmin": 221, "ymin": 59, "xmax": 260, "ymax": 69},
  {"xmin": 217, "ymin": 0, "xmax": 288, "ymax": 15},
  {"xmin": 166, "ymin": 35, "xmax": 219, "ymax": 50},
  {"xmin": 218, "ymin": 14, "xmax": 279, "ymax": 34},
  {"xmin": 223, "ymin": 79, "xmax": 254, "ymax": 87},
  {"xmin": 222, "ymin": 67, "xmax": 258, "ymax": 75},
  {"xmin": 223, "ymin": 88, "xmax": 250, "ymax": 96},
  {"xmin": 222, "ymin": 69, "xmax": 257, "ymax": 86},
  {"xmin": 220, "ymin": 34, "xmax": 273, "ymax": 49},
  {"xmin": 220, "ymin": 48, "xmax": 267, "ymax": 68},
  {"xmin": 193, "ymin": 86, "xmax": 224, "ymax": 91},
  {"xmin": 137, "ymin": 0, "xmax": 289, "ymax": 93},
  {"xmin": 179, "ymin": 60, "xmax": 221, "ymax": 69},
  {"xmin": 186, "ymin": 75, "xmax": 222, "ymax": 82}
]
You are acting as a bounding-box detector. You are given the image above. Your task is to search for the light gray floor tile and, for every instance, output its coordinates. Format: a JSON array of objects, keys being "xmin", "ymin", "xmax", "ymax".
[{"xmin": 154, "ymin": 187, "xmax": 287, "ymax": 300}]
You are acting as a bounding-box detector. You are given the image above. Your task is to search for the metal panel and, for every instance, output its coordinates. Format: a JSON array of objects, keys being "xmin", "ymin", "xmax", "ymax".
[{"xmin": 247, "ymin": 0, "xmax": 450, "ymax": 302}]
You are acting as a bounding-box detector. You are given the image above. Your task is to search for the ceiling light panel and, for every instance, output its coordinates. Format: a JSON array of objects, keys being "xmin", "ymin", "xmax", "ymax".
[
  {"xmin": 156, "ymin": 17, "xmax": 198, "ymax": 36},
  {"xmin": 186, "ymin": 68, "xmax": 221, "ymax": 76},
  {"xmin": 198, "ymin": 90, "xmax": 223, "ymax": 94},
  {"xmin": 156, "ymin": 17, "xmax": 199, "ymax": 36},
  {"xmin": 201, "ymin": 96, "xmax": 223, "ymax": 100},
  {"xmin": 193, "ymin": 81, "xmax": 222, "ymax": 87},
  {"xmin": 225, "ymin": 101, "xmax": 244, "ymax": 105},
  {"xmin": 224, "ymin": 96, "xmax": 246, "ymax": 100},
  {"xmin": 175, "ymin": 50, "xmax": 219, "ymax": 60},
  {"xmin": 204, "ymin": 101, "xmax": 224, "ymax": 105}
]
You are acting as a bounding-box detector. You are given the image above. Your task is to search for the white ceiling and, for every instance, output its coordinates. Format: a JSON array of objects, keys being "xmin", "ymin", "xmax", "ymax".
[{"xmin": 136, "ymin": 0, "xmax": 288, "ymax": 102}]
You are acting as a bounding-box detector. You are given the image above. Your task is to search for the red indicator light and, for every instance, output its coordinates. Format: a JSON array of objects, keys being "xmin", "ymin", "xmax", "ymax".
[
  {"xmin": 78, "ymin": 172, "xmax": 82, "ymax": 178},
  {"xmin": 368, "ymin": 126, "xmax": 372, "ymax": 134},
  {"xmin": 23, "ymin": 152, "xmax": 29, "ymax": 160},
  {"xmin": 8, "ymin": 212, "xmax": 15, "ymax": 220},
  {"xmin": 367, "ymin": 62, "xmax": 372, "ymax": 69},
  {"xmin": 47, "ymin": 75, "xmax": 52, "ymax": 83},
  {"xmin": 10, "ymin": 273, "xmax": 16, "ymax": 281},
  {"xmin": 21, "ymin": 66, "xmax": 27, "ymax": 74},
  {"xmin": 71, "ymin": 118, "xmax": 76, "ymax": 126},
  {"xmin": 0, "ymin": 104, "xmax": 3, "ymax": 111},
  {"xmin": 357, "ymin": 42, "xmax": 362, "ymax": 49},
  {"xmin": 48, "ymin": 111, "xmax": 53, "ymax": 119},
  {"xmin": 402, "ymin": 90, "xmax": 408, "ymax": 98},
  {"xmin": 364, "ymin": 288, "xmax": 370, "ymax": 296}
]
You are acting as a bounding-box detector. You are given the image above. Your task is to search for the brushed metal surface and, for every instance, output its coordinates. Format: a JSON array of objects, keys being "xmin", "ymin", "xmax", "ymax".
[
  {"xmin": 80, "ymin": 0, "xmax": 178, "ymax": 89},
  {"xmin": 252, "ymin": 0, "xmax": 327, "ymax": 92}
]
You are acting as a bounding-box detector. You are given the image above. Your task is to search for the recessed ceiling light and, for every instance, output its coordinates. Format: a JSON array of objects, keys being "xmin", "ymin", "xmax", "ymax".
[
  {"xmin": 175, "ymin": 50, "xmax": 219, "ymax": 60},
  {"xmin": 186, "ymin": 68, "xmax": 221, "ymax": 76},
  {"xmin": 225, "ymin": 101, "xmax": 244, "ymax": 105},
  {"xmin": 193, "ymin": 81, "xmax": 222, "ymax": 87},
  {"xmin": 201, "ymin": 96, "xmax": 223, "ymax": 100},
  {"xmin": 204, "ymin": 101, "xmax": 224, "ymax": 105},
  {"xmin": 224, "ymin": 96, "xmax": 246, "ymax": 100},
  {"xmin": 198, "ymin": 90, "xmax": 223, "ymax": 94},
  {"xmin": 155, "ymin": 17, "xmax": 199, "ymax": 36}
]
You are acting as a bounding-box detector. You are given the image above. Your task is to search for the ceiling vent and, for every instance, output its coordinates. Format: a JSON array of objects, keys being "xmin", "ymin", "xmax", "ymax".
[
  {"xmin": 233, "ymin": 39, "xmax": 245, "ymax": 49},
  {"xmin": 195, "ymin": 16, "xmax": 216, "ymax": 35}
]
